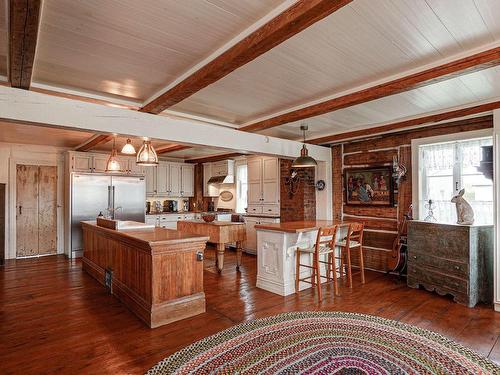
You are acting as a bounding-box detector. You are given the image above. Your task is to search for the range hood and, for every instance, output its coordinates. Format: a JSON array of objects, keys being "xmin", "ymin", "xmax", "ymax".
[{"xmin": 208, "ymin": 175, "xmax": 234, "ymax": 184}]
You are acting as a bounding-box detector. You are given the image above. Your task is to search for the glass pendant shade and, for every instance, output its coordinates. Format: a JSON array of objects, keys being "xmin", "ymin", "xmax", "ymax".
[
  {"xmin": 292, "ymin": 124, "xmax": 317, "ymax": 168},
  {"xmin": 292, "ymin": 144, "xmax": 317, "ymax": 168},
  {"xmin": 105, "ymin": 147, "xmax": 122, "ymax": 172},
  {"xmin": 136, "ymin": 140, "xmax": 159, "ymax": 166},
  {"xmin": 121, "ymin": 138, "xmax": 136, "ymax": 154}
]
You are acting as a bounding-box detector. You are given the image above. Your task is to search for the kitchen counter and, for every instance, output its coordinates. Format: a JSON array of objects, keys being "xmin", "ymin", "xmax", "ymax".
[
  {"xmin": 81, "ymin": 221, "xmax": 209, "ymax": 328},
  {"xmin": 243, "ymin": 213, "xmax": 281, "ymax": 219},
  {"xmin": 254, "ymin": 220, "xmax": 352, "ymax": 233}
]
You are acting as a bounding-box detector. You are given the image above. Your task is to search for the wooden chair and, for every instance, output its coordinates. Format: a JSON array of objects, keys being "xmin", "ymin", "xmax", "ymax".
[
  {"xmin": 295, "ymin": 225, "xmax": 339, "ymax": 301},
  {"xmin": 336, "ymin": 223, "xmax": 365, "ymax": 288}
]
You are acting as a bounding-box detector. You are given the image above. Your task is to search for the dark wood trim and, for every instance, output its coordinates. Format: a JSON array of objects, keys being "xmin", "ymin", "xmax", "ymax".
[
  {"xmin": 185, "ymin": 152, "xmax": 245, "ymax": 164},
  {"xmin": 75, "ymin": 134, "xmax": 113, "ymax": 152},
  {"xmin": 156, "ymin": 144, "xmax": 192, "ymax": 154},
  {"xmin": 9, "ymin": 0, "xmax": 42, "ymax": 89},
  {"xmin": 308, "ymin": 101, "xmax": 500, "ymax": 145},
  {"xmin": 241, "ymin": 47, "xmax": 500, "ymax": 132},
  {"xmin": 140, "ymin": 0, "xmax": 352, "ymax": 114}
]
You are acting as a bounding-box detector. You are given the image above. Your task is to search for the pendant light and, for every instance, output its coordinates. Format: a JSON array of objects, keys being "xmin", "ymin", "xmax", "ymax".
[
  {"xmin": 105, "ymin": 138, "xmax": 122, "ymax": 172},
  {"xmin": 292, "ymin": 124, "xmax": 317, "ymax": 168},
  {"xmin": 136, "ymin": 139, "xmax": 159, "ymax": 166},
  {"xmin": 121, "ymin": 138, "xmax": 136, "ymax": 154}
]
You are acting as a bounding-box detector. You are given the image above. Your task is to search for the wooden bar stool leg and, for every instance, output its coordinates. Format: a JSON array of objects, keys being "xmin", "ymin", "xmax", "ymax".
[
  {"xmin": 310, "ymin": 253, "xmax": 316, "ymax": 289},
  {"xmin": 332, "ymin": 253, "xmax": 339, "ymax": 296},
  {"xmin": 359, "ymin": 246, "xmax": 365, "ymax": 284},
  {"xmin": 346, "ymin": 247, "xmax": 353, "ymax": 288},
  {"xmin": 326, "ymin": 254, "xmax": 332, "ymax": 282},
  {"xmin": 314, "ymin": 253, "xmax": 322, "ymax": 301},
  {"xmin": 295, "ymin": 249, "xmax": 300, "ymax": 294},
  {"xmin": 339, "ymin": 247, "xmax": 344, "ymax": 279}
]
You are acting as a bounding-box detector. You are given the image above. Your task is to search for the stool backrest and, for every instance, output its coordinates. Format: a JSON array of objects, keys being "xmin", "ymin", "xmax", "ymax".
[
  {"xmin": 315, "ymin": 225, "xmax": 339, "ymax": 252},
  {"xmin": 346, "ymin": 222, "xmax": 364, "ymax": 246}
]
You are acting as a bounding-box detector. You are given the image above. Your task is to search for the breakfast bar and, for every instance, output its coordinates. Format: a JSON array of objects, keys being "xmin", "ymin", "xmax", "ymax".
[
  {"xmin": 254, "ymin": 220, "xmax": 356, "ymax": 296},
  {"xmin": 81, "ymin": 221, "xmax": 209, "ymax": 328}
]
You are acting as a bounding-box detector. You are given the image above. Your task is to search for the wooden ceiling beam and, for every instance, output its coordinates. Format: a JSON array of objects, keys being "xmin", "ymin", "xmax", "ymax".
[
  {"xmin": 185, "ymin": 153, "xmax": 245, "ymax": 164},
  {"xmin": 9, "ymin": 0, "xmax": 42, "ymax": 89},
  {"xmin": 140, "ymin": 0, "xmax": 352, "ymax": 114},
  {"xmin": 240, "ymin": 46, "xmax": 500, "ymax": 132},
  {"xmin": 75, "ymin": 134, "xmax": 113, "ymax": 152},
  {"xmin": 307, "ymin": 100, "xmax": 500, "ymax": 145},
  {"xmin": 156, "ymin": 144, "xmax": 192, "ymax": 154}
]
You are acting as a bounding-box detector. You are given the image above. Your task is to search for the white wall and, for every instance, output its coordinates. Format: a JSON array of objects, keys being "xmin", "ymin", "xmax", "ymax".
[{"xmin": 0, "ymin": 142, "xmax": 66, "ymax": 259}]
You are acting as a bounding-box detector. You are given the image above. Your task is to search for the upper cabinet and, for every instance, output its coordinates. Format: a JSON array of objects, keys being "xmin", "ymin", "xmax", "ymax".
[
  {"xmin": 203, "ymin": 160, "xmax": 234, "ymax": 197},
  {"xmin": 181, "ymin": 164, "xmax": 195, "ymax": 197},
  {"xmin": 247, "ymin": 156, "xmax": 280, "ymax": 210},
  {"xmin": 203, "ymin": 163, "xmax": 218, "ymax": 197},
  {"xmin": 68, "ymin": 151, "xmax": 140, "ymax": 174}
]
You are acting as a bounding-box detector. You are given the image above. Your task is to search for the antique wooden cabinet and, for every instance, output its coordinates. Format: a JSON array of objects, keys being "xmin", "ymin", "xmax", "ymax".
[{"xmin": 407, "ymin": 221, "xmax": 493, "ymax": 307}]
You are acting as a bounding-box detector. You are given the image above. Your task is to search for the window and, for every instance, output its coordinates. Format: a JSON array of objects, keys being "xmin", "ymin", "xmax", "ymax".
[
  {"xmin": 236, "ymin": 163, "xmax": 248, "ymax": 214},
  {"xmin": 417, "ymin": 136, "xmax": 493, "ymax": 224}
]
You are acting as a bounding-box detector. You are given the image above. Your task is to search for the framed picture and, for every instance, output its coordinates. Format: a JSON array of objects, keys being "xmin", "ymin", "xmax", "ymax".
[{"xmin": 344, "ymin": 166, "xmax": 394, "ymax": 206}]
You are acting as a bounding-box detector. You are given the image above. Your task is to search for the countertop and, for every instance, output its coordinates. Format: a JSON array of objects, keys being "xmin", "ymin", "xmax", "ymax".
[
  {"xmin": 146, "ymin": 211, "xmax": 234, "ymax": 216},
  {"xmin": 81, "ymin": 221, "xmax": 209, "ymax": 246},
  {"xmin": 254, "ymin": 220, "xmax": 355, "ymax": 233},
  {"xmin": 178, "ymin": 220, "xmax": 245, "ymax": 227},
  {"xmin": 243, "ymin": 213, "xmax": 280, "ymax": 219}
]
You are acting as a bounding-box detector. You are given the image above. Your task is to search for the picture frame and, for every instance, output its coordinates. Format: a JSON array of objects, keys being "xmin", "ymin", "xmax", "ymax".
[{"xmin": 344, "ymin": 166, "xmax": 394, "ymax": 206}]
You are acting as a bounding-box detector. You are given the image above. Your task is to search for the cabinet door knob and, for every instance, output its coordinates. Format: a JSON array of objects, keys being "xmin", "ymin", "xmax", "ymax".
[
  {"xmin": 454, "ymin": 265, "xmax": 460, "ymax": 270},
  {"xmin": 413, "ymin": 255, "xmax": 417, "ymax": 259}
]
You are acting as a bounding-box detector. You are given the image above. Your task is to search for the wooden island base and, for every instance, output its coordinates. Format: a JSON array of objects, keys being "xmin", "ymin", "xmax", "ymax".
[{"xmin": 82, "ymin": 222, "xmax": 209, "ymax": 328}]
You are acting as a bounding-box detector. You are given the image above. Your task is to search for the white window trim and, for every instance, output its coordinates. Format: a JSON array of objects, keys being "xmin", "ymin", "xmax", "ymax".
[{"xmin": 411, "ymin": 128, "xmax": 493, "ymax": 220}]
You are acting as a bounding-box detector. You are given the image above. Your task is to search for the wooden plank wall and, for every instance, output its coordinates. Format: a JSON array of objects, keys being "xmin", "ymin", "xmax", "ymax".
[{"xmin": 331, "ymin": 115, "xmax": 493, "ymax": 272}]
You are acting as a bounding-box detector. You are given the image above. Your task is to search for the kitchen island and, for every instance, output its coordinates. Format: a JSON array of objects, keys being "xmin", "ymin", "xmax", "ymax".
[
  {"xmin": 81, "ymin": 221, "xmax": 209, "ymax": 328},
  {"xmin": 177, "ymin": 220, "xmax": 246, "ymax": 273},
  {"xmin": 254, "ymin": 220, "xmax": 355, "ymax": 296}
]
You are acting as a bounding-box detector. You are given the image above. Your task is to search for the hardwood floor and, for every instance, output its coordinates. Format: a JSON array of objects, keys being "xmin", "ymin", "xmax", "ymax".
[{"xmin": 1, "ymin": 248, "xmax": 500, "ymax": 374}]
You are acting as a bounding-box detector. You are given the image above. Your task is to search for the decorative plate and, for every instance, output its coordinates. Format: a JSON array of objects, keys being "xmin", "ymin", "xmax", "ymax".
[
  {"xmin": 316, "ymin": 180, "xmax": 326, "ymax": 190},
  {"xmin": 219, "ymin": 190, "xmax": 233, "ymax": 202}
]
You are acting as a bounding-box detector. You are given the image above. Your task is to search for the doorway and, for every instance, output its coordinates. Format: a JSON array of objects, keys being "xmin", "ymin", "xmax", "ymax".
[{"xmin": 16, "ymin": 165, "xmax": 57, "ymax": 257}]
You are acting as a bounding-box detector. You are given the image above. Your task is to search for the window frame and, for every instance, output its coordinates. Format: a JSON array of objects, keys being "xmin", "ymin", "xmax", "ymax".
[
  {"xmin": 235, "ymin": 159, "xmax": 248, "ymax": 214},
  {"xmin": 411, "ymin": 128, "xmax": 493, "ymax": 220}
]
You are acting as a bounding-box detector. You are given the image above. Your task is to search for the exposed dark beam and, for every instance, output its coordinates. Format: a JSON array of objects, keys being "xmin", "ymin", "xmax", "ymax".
[
  {"xmin": 185, "ymin": 153, "xmax": 244, "ymax": 164},
  {"xmin": 75, "ymin": 134, "xmax": 113, "ymax": 152},
  {"xmin": 140, "ymin": 0, "xmax": 352, "ymax": 114},
  {"xmin": 156, "ymin": 144, "xmax": 192, "ymax": 155},
  {"xmin": 241, "ymin": 47, "xmax": 500, "ymax": 132},
  {"xmin": 9, "ymin": 0, "xmax": 42, "ymax": 89},
  {"xmin": 308, "ymin": 100, "xmax": 500, "ymax": 145}
]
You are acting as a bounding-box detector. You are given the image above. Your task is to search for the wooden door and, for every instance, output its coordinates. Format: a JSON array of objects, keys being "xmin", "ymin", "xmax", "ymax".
[
  {"xmin": 16, "ymin": 165, "xmax": 39, "ymax": 257},
  {"xmin": 38, "ymin": 166, "xmax": 57, "ymax": 255},
  {"xmin": 16, "ymin": 165, "xmax": 57, "ymax": 257}
]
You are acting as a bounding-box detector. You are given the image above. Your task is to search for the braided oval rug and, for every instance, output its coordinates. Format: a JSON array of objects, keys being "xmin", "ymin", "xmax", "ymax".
[{"xmin": 146, "ymin": 311, "xmax": 500, "ymax": 374}]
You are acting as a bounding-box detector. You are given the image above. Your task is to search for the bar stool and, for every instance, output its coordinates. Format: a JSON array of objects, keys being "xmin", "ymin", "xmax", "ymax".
[
  {"xmin": 295, "ymin": 225, "xmax": 339, "ymax": 300},
  {"xmin": 336, "ymin": 223, "xmax": 365, "ymax": 288}
]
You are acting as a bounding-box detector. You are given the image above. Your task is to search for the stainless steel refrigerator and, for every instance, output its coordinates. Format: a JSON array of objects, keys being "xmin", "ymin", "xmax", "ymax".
[{"xmin": 71, "ymin": 173, "xmax": 146, "ymax": 258}]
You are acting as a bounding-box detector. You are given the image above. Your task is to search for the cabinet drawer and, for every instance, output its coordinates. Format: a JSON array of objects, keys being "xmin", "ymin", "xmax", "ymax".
[
  {"xmin": 247, "ymin": 205, "xmax": 263, "ymax": 214},
  {"xmin": 408, "ymin": 252, "xmax": 468, "ymax": 278},
  {"xmin": 408, "ymin": 265, "xmax": 468, "ymax": 294},
  {"xmin": 262, "ymin": 205, "xmax": 279, "ymax": 215}
]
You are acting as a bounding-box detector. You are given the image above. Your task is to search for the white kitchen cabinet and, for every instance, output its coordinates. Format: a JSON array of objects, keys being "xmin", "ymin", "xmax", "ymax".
[
  {"xmin": 129, "ymin": 160, "xmax": 144, "ymax": 175},
  {"xmin": 203, "ymin": 163, "xmax": 219, "ymax": 197},
  {"xmin": 145, "ymin": 166, "xmax": 157, "ymax": 196},
  {"xmin": 244, "ymin": 216, "xmax": 280, "ymax": 254},
  {"xmin": 181, "ymin": 164, "xmax": 194, "ymax": 197},
  {"xmin": 247, "ymin": 156, "xmax": 280, "ymax": 211},
  {"xmin": 68, "ymin": 151, "xmax": 145, "ymax": 175},
  {"xmin": 92, "ymin": 154, "xmax": 108, "ymax": 173},
  {"xmin": 156, "ymin": 163, "xmax": 168, "ymax": 195},
  {"xmin": 168, "ymin": 163, "xmax": 182, "ymax": 196},
  {"xmin": 71, "ymin": 154, "xmax": 93, "ymax": 172},
  {"xmin": 145, "ymin": 215, "xmax": 159, "ymax": 226}
]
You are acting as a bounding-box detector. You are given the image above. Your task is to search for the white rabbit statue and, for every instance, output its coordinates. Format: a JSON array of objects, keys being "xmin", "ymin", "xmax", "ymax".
[{"xmin": 451, "ymin": 189, "xmax": 474, "ymax": 225}]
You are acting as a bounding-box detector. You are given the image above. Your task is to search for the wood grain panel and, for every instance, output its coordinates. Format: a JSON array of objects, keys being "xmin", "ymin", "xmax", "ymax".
[
  {"xmin": 342, "ymin": 115, "xmax": 493, "ymax": 153},
  {"xmin": 9, "ymin": 0, "xmax": 42, "ymax": 89},
  {"xmin": 342, "ymin": 215, "xmax": 398, "ymax": 231},
  {"xmin": 332, "ymin": 145, "xmax": 343, "ymax": 221},
  {"xmin": 243, "ymin": 49, "xmax": 500, "ymax": 132},
  {"xmin": 397, "ymin": 146, "xmax": 412, "ymax": 223},
  {"xmin": 185, "ymin": 153, "xmax": 244, "ymax": 164},
  {"xmin": 343, "ymin": 205, "xmax": 398, "ymax": 219},
  {"xmin": 363, "ymin": 230, "xmax": 396, "ymax": 250},
  {"xmin": 156, "ymin": 144, "xmax": 192, "ymax": 154},
  {"xmin": 140, "ymin": 0, "xmax": 352, "ymax": 113},
  {"xmin": 38, "ymin": 166, "xmax": 57, "ymax": 255},
  {"xmin": 16, "ymin": 165, "xmax": 39, "ymax": 256},
  {"xmin": 344, "ymin": 149, "xmax": 397, "ymax": 166},
  {"xmin": 75, "ymin": 134, "xmax": 113, "ymax": 152}
]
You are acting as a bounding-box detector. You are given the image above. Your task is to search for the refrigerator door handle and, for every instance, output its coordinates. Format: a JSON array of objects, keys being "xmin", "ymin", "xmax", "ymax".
[
  {"xmin": 112, "ymin": 186, "xmax": 116, "ymax": 218},
  {"xmin": 107, "ymin": 185, "xmax": 112, "ymax": 215}
]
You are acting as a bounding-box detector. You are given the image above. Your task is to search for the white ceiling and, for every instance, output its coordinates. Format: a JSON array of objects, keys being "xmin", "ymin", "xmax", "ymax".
[{"xmin": 2, "ymin": 0, "xmax": 500, "ymax": 145}]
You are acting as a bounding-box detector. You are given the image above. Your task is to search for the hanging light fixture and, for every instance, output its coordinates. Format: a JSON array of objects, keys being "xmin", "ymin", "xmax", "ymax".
[
  {"xmin": 121, "ymin": 138, "xmax": 136, "ymax": 154},
  {"xmin": 105, "ymin": 138, "xmax": 122, "ymax": 172},
  {"xmin": 136, "ymin": 139, "xmax": 159, "ymax": 166},
  {"xmin": 292, "ymin": 124, "xmax": 317, "ymax": 168}
]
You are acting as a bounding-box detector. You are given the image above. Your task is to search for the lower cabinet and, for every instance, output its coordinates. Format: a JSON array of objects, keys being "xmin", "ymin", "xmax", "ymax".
[{"xmin": 244, "ymin": 216, "xmax": 280, "ymax": 255}]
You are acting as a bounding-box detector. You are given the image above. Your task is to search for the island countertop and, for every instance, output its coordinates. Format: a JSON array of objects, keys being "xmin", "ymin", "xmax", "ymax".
[
  {"xmin": 254, "ymin": 220, "xmax": 355, "ymax": 233},
  {"xmin": 81, "ymin": 221, "xmax": 209, "ymax": 248}
]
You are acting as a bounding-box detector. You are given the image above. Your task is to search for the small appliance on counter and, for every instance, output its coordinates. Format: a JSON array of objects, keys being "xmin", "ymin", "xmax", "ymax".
[
  {"xmin": 153, "ymin": 201, "xmax": 162, "ymax": 213},
  {"xmin": 163, "ymin": 200, "xmax": 178, "ymax": 212},
  {"xmin": 207, "ymin": 200, "xmax": 215, "ymax": 212},
  {"xmin": 146, "ymin": 201, "xmax": 151, "ymax": 214},
  {"xmin": 182, "ymin": 199, "xmax": 189, "ymax": 212}
]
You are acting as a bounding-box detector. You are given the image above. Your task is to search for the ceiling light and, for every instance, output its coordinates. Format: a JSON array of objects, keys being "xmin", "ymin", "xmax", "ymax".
[
  {"xmin": 121, "ymin": 138, "xmax": 136, "ymax": 154},
  {"xmin": 136, "ymin": 140, "xmax": 159, "ymax": 166},
  {"xmin": 105, "ymin": 138, "xmax": 122, "ymax": 172},
  {"xmin": 292, "ymin": 124, "xmax": 317, "ymax": 168}
]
